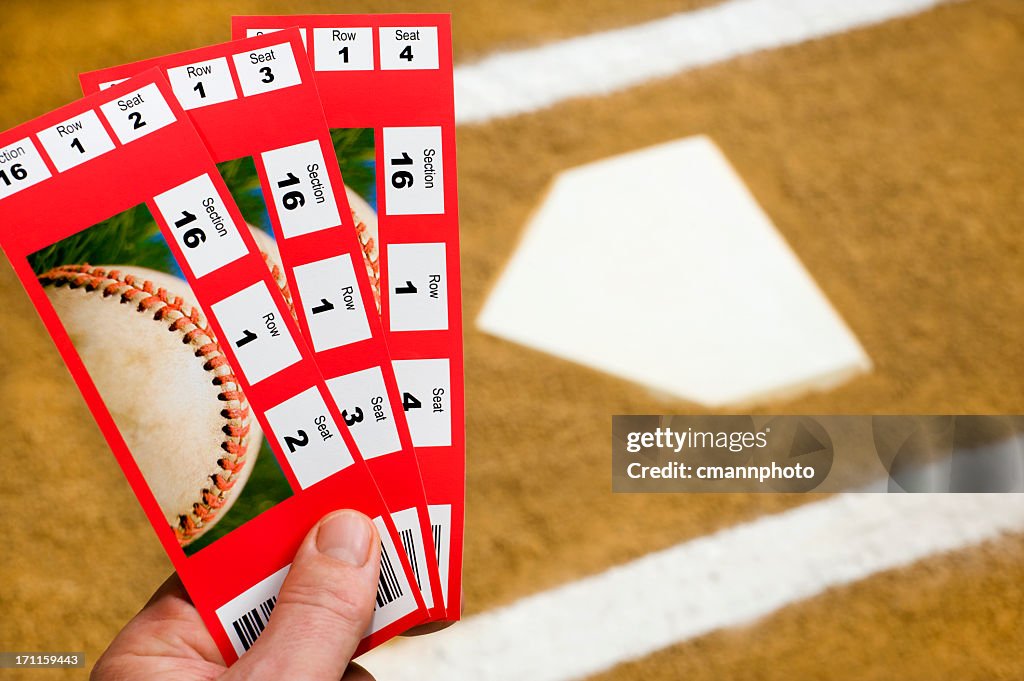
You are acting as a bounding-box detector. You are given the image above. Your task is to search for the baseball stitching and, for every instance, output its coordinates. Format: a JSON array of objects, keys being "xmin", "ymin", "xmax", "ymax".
[
  {"xmin": 260, "ymin": 249, "xmax": 296, "ymax": 320},
  {"xmin": 38, "ymin": 264, "xmax": 253, "ymax": 546},
  {"xmin": 352, "ymin": 209, "xmax": 381, "ymax": 311}
]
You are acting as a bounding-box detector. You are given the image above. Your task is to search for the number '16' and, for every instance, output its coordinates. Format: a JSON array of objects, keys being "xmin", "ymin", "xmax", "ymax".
[
  {"xmin": 391, "ymin": 152, "xmax": 414, "ymax": 189},
  {"xmin": 277, "ymin": 172, "xmax": 305, "ymax": 210},
  {"xmin": 173, "ymin": 210, "xmax": 207, "ymax": 249},
  {"xmin": 0, "ymin": 163, "xmax": 28, "ymax": 186}
]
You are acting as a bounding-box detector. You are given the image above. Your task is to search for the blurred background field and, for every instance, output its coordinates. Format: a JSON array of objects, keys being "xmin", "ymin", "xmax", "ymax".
[{"xmin": 1, "ymin": 1, "xmax": 1022, "ymax": 678}]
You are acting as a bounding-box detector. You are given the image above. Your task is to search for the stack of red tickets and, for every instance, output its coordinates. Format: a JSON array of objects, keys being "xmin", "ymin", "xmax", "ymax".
[{"xmin": 0, "ymin": 15, "xmax": 463, "ymax": 660}]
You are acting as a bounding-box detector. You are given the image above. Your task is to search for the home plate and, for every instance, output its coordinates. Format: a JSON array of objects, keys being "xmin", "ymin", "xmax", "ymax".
[{"xmin": 477, "ymin": 136, "xmax": 871, "ymax": 407}]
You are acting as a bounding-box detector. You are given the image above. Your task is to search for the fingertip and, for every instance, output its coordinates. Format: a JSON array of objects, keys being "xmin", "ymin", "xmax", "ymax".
[{"xmin": 315, "ymin": 510, "xmax": 377, "ymax": 567}]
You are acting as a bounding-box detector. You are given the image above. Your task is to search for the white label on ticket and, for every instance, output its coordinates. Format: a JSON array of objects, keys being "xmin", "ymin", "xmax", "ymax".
[
  {"xmin": 245, "ymin": 28, "xmax": 308, "ymax": 47},
  {"xmin": 379, "ymin": 27, "xmax": 440, "ymax": 70},
  {"xmin": 393, "ymin": 359, "xmax": 452, "ymax": 447},
  {"xmin": 260, "ymin": 140, "xmax": 342, "ymax": 238},
  {"xmin": 428, "ymin": 504, "xmax": 452, "ymax": 606},
  {"xmin": 219, "ymin": 519, "xmax": 418, "ymax": 647},
  {"xmin": 216, "ymin": 564, "xmax": 290, "ymax": 657},
  {"xmin": 232, "ymin": 42, "xmax": 302, "ymax": 97},
  {"xmin": 98, "ymin": 78, "xmax": 128, "ymax": 91},
  {"xmin": 37, "ymin": 110, "xmax": 115, "ymax": 172},
  {"xmin": 166, "ymin": 57, "xmax": 238, "ymax": 110},
  {"xmin": 391, "ymin": 506, "xmax": 433, "ymax": 609},
  {"xmin": 0, "ymin": 138, "xmax": 51, "ymax": 201},
  {"xmin": 292, "ymin": 254, "xmax": 372, "ymax": 351},
  {"xmin": 387, "ymin": 242, "xmax": 448, "ymax": 332},
  {"xmin": 210, "ymin": 282, "xmax": 303, "ymax": 384},
  {"xmin": 382, "ymin": 126, "xmax": 444, "ymax": 215},
  {"xmin": 264, "ymin": 387, "xmax": 353, "ymax": 488},
  {"xmin": 369, "ymin": 515, "xmax": 419, "ymax": 632},
  {"xmin": 152, "ymin": 174, "xmax": 249, "ymax": 278},
  {"xmin": 313, "ymin": 27, "xmax": 374, "ymax": 71},
  {"xmin": 325, "ymin": 367, "xmax": 401, "ymax": 460},
  {"xmin": 99, "ymin": 83, "xmax": 176, "ymax": 144}
]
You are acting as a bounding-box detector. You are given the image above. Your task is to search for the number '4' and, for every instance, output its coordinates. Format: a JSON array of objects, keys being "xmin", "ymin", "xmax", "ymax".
[{"xmin": 399, "ymin": 45, "xmax": 414, "ymax": 61}]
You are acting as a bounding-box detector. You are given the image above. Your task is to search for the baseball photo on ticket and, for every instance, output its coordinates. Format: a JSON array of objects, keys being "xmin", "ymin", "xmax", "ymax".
[
  {"xmin": 81, "ymin": 27, "xmax": 448, "ymax": 622},
  {"xmin": 0, "ymin": 70, "xmax": 428, "ymax": 664}
]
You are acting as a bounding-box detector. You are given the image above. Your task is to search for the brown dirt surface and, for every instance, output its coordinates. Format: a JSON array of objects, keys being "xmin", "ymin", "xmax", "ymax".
[
  {"xmin": 454, "ymin": 0, "xmax": 1024, "ymax": 615},
  {"xmin": 0, "ymin": 0, "xmax": 726, "ymax": 128},
  {"xmin": 0, "ymin": 0, "xmax": 1021, "ymax": 677},
  {"xmin": 587, "ymin": 532, "xmax": 1024, "ymax": 681}
]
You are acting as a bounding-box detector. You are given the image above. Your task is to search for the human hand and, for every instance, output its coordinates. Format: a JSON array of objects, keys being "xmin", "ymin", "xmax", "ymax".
[{"xmin": 92, "ymin": 510, "xmax": 383, "ymax": 681}]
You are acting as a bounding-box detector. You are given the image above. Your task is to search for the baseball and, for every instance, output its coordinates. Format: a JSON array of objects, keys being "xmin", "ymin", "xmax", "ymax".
[
  {"xmin": 39, "ymin": 264, "xmax": 262, "ymax": 546},
  {"xmin": 248, "ymin": 222, "xmax": 294, "ymax": 316},
  {"xmin": 345, "ymin": 185, "xmax": 380, "ymax": 310}
]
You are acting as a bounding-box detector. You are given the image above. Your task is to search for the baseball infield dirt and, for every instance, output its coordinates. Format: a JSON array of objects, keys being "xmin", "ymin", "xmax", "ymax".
[{"xmin": 0, "ymin": 0, "xmax": 1020, "ymax": 677}]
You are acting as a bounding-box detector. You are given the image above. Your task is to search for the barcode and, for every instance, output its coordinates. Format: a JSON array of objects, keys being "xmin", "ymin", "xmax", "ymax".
[
  {"xmin": 375, "ymin": 541, "xmax": 404, "ymax": 609},
  {"xmin": 399, "ymin": 528, "xmax": 422, "ymax": 590},
  {"xmin": 231, "ymin": 596, "xmax": 277, "ymax": 651},
  {"xmin": 432, "ymin": 523, "xmax": 443, "ymax": 565}
]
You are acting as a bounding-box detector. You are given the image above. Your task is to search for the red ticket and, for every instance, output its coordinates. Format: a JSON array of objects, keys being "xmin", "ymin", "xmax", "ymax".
[
  {"xmin": 81, "ymin": 28, "xmax": 445, "ymax": 621},
  {"xmin": 232, "ymin": 14, "xmax": 466, "ymax": 620},
  {"xmin": 0, "ymin": 71, "xmax": 426, "ymax": 662}
]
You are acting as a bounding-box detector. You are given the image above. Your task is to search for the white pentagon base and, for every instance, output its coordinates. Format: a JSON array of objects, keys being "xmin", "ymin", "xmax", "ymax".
[{"xmin": 477, "ymin": 136, "xmax": 871, "ymax": 407}]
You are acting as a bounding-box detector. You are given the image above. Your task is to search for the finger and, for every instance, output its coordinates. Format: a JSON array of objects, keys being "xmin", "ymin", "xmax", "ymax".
[
  {"xmin": 107, "ymin": 573, "xmax": 222, "ymax": 659},
  {"xmin": 145, "ymin": 573, "xmax": 190, "ymax": 607},
  {"xmin": 93, "ymin": 573, "xmax": 226, "ymax": 679},
  {"xmin": 226, "ymin": 510, "xmax": 381, "ymax": 681},
  {"xmin": 342, "ymin": 661, "xmax": 377, "ymax": 680}
]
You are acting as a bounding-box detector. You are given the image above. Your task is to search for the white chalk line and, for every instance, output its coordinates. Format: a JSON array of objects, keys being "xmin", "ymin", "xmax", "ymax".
[
  {"xmin": 406, "ymin": 2, "xmax": 1008, "ymax": 678},
  {"xmin": 362, "ymin": 492, "xmax": 1024, "ymax": 680},
  {"xmin": 454, "ymin": 0, "xmax": 953, "ymax": 124}
]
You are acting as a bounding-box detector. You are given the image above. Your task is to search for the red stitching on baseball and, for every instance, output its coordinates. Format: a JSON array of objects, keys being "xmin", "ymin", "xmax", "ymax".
[
  {"xmin": 38, "ymin": 264, "xmax": 254, "ymax": 546},
  {"xmin": 261, "ymin": 250, "xmax": 297, "ymax": 322},
  {"xmin": 353, "ymin": 211, "xmax": 380, "ymax": 311}
]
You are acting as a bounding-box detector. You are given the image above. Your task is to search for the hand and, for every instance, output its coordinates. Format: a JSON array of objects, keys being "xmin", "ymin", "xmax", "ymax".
[{"xmin": 92, "ymin": 510, "xmax": 382, "ymax": 681}]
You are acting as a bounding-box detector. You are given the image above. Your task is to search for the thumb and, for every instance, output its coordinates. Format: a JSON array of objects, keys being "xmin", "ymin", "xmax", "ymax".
[{"xmin": 226, "ymin": 510, "xmax": 381, "ymax": 680}]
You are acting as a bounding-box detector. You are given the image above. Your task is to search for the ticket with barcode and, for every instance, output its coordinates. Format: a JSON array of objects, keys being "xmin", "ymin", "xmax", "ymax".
[
  {"xmin": 81, "ymin": 28, "xmax": 445, "ymax": 621},
  {"xmin": 233, "ymin": 14, "xmax": 466, "ymax": 620},
  {"xmin": 0, "ymin": 71, "xmax": 427, "ymax": 662}
]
